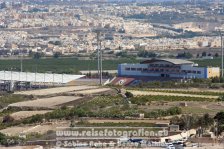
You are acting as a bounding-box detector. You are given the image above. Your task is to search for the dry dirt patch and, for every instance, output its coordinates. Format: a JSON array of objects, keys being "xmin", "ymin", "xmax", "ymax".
[
  {"xmin": 15, "ymin": 85, "xmax": 98, "ymax": 96},
  {"xmin": 10, "ymin": 110, "xmax": 52, "ymax": 120},
  {"xmin": 0, "ymin": 121, "xmax": 69, "ymax": 136},
  {"xmin": 73, "ymin": 88, "xmax": 113, "ymax": 95},
  {"xmin": 8, "ymin": 96, "xmax": 82, "ymax": 108}
]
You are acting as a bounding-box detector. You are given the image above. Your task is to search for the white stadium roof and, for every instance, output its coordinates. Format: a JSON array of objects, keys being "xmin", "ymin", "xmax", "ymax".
[{"xmin": 0, "ymin": 71, "xmax": 85, "ymax": 84}]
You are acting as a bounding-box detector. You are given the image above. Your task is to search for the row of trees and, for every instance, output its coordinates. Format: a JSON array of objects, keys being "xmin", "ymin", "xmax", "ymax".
[
  {"xmin": 171, "ymin": 114, "xmax": 214, "ymax": 130},
  {"xmin": 137, "ymin": 78, "xmax": 224, "ymax": 89},
  {"xmin": 171, "ymin": 112, "xmax": 224, "ymax": 136},
  {"xmin": 30, "ymin": 52, "xmax": 62, "ymax": 59},
  {"xmin": 197, "ymin": 52, "xmax": 219, "ymax": 58}
]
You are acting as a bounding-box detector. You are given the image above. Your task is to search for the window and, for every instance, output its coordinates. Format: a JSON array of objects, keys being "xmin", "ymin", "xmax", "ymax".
[
  {"xmin": 143, "ymin": 68, "xmax": 148, "ymax": 71},
  {"xmin": 137, "ymin": 68, "xmax": 142, "ymax": 71},
  {"xmin": 131, "ymin": 68, "xmax": 136, "ymax": 71},
  {"xmin": 197, "ymin": 71, "xmax": 201, "ymax": 74},
  {"xmin": 125, "ymin": 68, "xmax": 130, "ymax": 71}
]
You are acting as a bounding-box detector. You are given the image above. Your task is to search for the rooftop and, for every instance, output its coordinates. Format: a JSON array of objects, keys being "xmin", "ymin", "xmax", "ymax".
[{"xmin": 140, "ymin": 58, "xmax": 194, "ymax": 65}]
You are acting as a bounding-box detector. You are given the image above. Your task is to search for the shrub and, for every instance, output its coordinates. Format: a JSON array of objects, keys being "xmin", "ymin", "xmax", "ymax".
[
  {"xmin": 2, "ymin": 115, "xmax": 14, "ymax": 123},
  {"xmin": 125, "ymin": 91, "xmax": 134, "ymax": 98}
]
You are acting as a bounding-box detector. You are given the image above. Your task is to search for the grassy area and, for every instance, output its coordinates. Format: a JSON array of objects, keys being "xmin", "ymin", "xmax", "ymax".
[
  {"xmin": 0, "ymin": 57, "xmax": 221, "ymax": 74},
  {"xmin": 181, "ymin": 107, "xmax": 217, "ymax": 115},
  {"xmin": 193, "ymin": 57, "xmax": 222, "ymax": 67},
  {"xmin": 138, "ymin": 89, "xmax": 224, "ymax": 96},
  {"xmin": 0, "ymin": 58, "xmax": 139, "ymax": 74},
  {"xmin": 130, "ymin": 95, "xmax": 217, "ymax": 105}
]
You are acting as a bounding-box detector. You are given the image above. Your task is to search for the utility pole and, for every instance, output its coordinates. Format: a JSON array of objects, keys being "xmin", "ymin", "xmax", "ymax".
[
  {"xmin": 97, "ymin": 32, "xmax": 100, "ymax": 81},
  {"xmin": 96, "ymin": 30, "xmax": 103, "ymax": 86},
  {"xmin": 100, "ymin": 38, "xmax": 103, "ymax": 85},
  {"xmin": 222, "ymin": 34, "xmax": 224, "ymax": 78},
  {"xmin": 219, "ymin": 30, "xmax": 224, "ymax": 77},
  {"xmin": 20, "ymin": 54, "xmax": 23, "ymax": 72}
]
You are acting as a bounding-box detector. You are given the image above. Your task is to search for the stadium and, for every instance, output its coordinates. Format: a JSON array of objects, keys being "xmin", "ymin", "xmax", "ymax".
[{"xmin": 118, "ymin": 58, "xmax": 220, "ymax": 80}]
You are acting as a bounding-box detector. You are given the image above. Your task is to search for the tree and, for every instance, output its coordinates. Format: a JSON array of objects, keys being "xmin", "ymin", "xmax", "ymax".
[
  {"xmin": 197, "ymin": 113, "xmax": 214, "ymax": 129},
  {"xmin": 125, "ymin": 91, "xmax": 134, "ymax": 98},
  {"xmin": 176, "ymin": 52, "xmax": 193, "ymax": 59},
  {"xmin": 214, "ymin": 112, "xmax": 224, "ymax": 125},
  {"xmin": 53, "ymin": 52, "xmax": 61, "ymax": 58},
  {"xmin": 2, "ymin": 115, "xmax": 14, "ymax": 123},
  {"xmin": 214, "ymin": 112, "xmax": 224, "ymax": 135},
  {"xmin": 202, "ymin": 52, "xmax": 207, "ymax": 57},
  {"xmin": 116, "ymin": 51, "xmax": 128, "ymax": 57},
  {"xmin": 33, "ymin": 52, "xmax": 42, "ymax": 59},
  {"xmin": 137, "ymin": 50, "xmax": 156, "ymax": 58},
  {"xmin": 0, "ymin": 2, "xmax": 6, "ymax": 9},
  {"xmin": 215, "ymin": 53, "xmax": 219, "ymax": 57},
  {"xmin": 170, "ymin": 114, "xmax": 198, "ymax": 130}
]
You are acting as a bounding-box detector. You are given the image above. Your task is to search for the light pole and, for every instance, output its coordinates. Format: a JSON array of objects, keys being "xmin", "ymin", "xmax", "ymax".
[
  {"xmin": 96, "ymin": 30, "xmax": 103, "ymax": 86},
  {"xmin": 219, "ymin": 30, "xmax": 224, "ymax": 77},
  {"xmin": 20, "ymin": 53, "xmax": 23, "ymax": 72}
]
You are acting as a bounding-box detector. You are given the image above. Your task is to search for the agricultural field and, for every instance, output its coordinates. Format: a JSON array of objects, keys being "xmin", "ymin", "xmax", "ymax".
[
  {"xmin": 0, "ymin": 94, "xmax": 34, "ymax": 109},
  {"xmin": 8, "ymin": 96, "xmax": 82, "ymax": 109},
  {"xmin": 10, "ymin": 111, "xmax": 52, "ymax": 120},
  {"xmin": 15, "ymin": 85, "xmax": 98, "ymax": 96},
  {"xmin": 0, "ymin": 58, "xmax": 139, "ymax": 74},
  {"xmin": 0, "ymin": 57, "xmax": 220, "ymax": 74},
  {"xmin": 73, "ymin": 88, "xmax": 113, "ymax": 95},
  {"xmin": 128, "ymin": 90, "xmax": 219, "ymax": 99},
  {"xmin": 193, "ymin": 57, "xmax": 222, "ymax": 67},
  {"xmin": 138, "ymin": 88, "xmax": 224, "ymax": 96},
  {"xmin": 0, "ymin": 121, "xmax": 70, "ymax": 136}
]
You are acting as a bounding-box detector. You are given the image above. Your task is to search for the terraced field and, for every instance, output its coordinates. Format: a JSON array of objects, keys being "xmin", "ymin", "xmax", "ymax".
[
  {"xmin": 15, "ymin": 85, "xmax": 98, "ymax": 96},
  {"xmin": 8, "ymin": 96, "xmax": 82, "ymax": 109},
  {"xmin": 10, "ymin": 111, "xmax": 52, "ymax": 120},
  {"xmin": 128, "ymin": 90, "xmax": 219, "ymax": 99}
]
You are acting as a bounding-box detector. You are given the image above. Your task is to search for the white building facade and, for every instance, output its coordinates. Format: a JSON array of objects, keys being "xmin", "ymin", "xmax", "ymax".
[{"xmin": 118, "ymin": 59, "xmax": 220, "ymax": 79}]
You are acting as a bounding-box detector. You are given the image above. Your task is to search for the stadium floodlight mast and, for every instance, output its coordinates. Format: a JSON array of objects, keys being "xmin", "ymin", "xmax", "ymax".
[
  {"xmin": 94, "ymin": 28, "xmax": 104, "ymax": 86},
  {"xmin": 219, "ymin": 29, "xmax": 224, "ymax": 77}
]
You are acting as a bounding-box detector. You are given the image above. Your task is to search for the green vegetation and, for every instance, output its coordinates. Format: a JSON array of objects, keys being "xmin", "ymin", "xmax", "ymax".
[
  {"xmin": 176, "ymin": 52, "xmax": 193, "ymax": 59},
  {"xmin": 137, "ymin": 50, "xmax": 157, "ymax": 58},
  {"xmin": 137, "ymin": 79, "xmax": 224, "ymax": 89},
  {"xmin": 125, "ymin": 91, "xmax": 134, "ymax": 98},
  {"xmin": 181, "ymin": 107, "xmax": 216, "ymax": 115},
  {"xmin": 16, "ymin": 95, "xmax": 182, "ymax": 124},
  {"xmin": 76, "ymin": 121, "xmax": 155, "ymax": 127},
  {"xmin": 171, "ymin": 113, "xmax": 214, "ymax": 130},
  {"xmin": 130, "ymin": 95, "xmax": 216, "ymax": 104},
  {"xmin": 135, "ymin": 89, "xmax": 224, "ymax": 96},
  {"xmin": 193, "ymin": 57, "xmax": 222, "ymax": 67},
  {"xmin": 0, "ymin": 58, "xmax": 139, "ymax": 74},
  {"xmin": 0, "ymin": 132, "xmax": 22, "ymax": 146},
  {"xmin": 0, "ymin": 94, "xmax": 34, "ymax": 109},
  {"xmin": 0, "ymin": 56, "xmax": 222, "ymax": 75}
]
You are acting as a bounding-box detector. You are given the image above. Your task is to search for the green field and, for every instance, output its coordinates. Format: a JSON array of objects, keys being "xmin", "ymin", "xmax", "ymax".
[
  {"xmin": 0, "ymin": 58, "xmax": 139, "ymax": 74},
  {"xmin": 193, "ymin": 57, "xmax": 222, "ymax": 67},
  {"xmin": 0, "ymin": 57, "xmax": 221, "ymax": 74}
]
